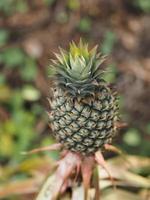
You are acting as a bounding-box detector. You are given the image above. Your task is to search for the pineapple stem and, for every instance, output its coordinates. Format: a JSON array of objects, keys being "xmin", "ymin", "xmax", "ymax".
[
  {"xmin": 36, "ymin": 152, "xmax": 81, "ymax": 200},
  {"xmin": 104, "ymin": 144, "xmax": 123, "ymax": 154},
  {"xmin": 115, "ymin": 121, "xmax": 127, "ymax": 129},
  {"xmin": 95, "ymin": 151, "xmax": 116, "ymax": 190},
  {"xmin": 93, "ymin": 167, "xmax": 100, "ymax": 200},
  {"xmin": 104, "ymin": 144, "xmax": 130, "ymax": 164},
  {"xmin": 81, "ymin": 156, "xmax": 95, "ymax": 200},
  {"xmin": 36, "ymin": 148, "xmax": 119, "ymax": 199}
]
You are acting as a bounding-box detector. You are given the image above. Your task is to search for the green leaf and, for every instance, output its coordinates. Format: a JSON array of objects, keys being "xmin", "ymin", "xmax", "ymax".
[
  {"xmin": 10, "ymin": 90, "xmax": 24, "ymax": 110},
  {"xmin": 4, "ymin": 120, "xmax": 17, "ymax": 136},
  {"xmin": 43, "ymin": 0, "xmax": 56, "ymax": 6},
  {"xmin": 15, "ymin": 0, "xmax": 28, "ymax": 13},
  {"xmin": 11, "ymin": 110, "xmax": 36, "ymax": 161},
  {"xmin": 0, "ymin": 134, "xmax": 14, "ymax": 157},
  {"xmin": 22, "ymin": 85, "xmax": 41, "ymax": 101},
  {"xmin": 0, "ymin": 74, "xmax": 6, "ymax": 85},
  {"xmin": 2, "ymin": 48, "xmax": 25, "ymax": 67},
  {"xmin": 146, "ymin": 123, "xmax": 150, "ymax": 134},
  {"xmin": 31, "ymin": 104, "xmax": 44, "ymax": 115},
  {"xmin": 135, "ymin": 0, "xmax": 150, "ymax": 13},
  {"xmin": 67, "ymin": 0, "xmax": 80, "ymax": 10},
  {"xmin": 101, "ymin": 31, "xmax": 117, "ymax": 54},
  {"xmin": 78, "ymin": 17, "xmax": 92, "ymax": 32},
  {"xmin": 0, "ymin": 29, "xmax": 9, "ymax": 46},
  {"xmin": 0, "ymin": 85, "xmax": 12, "ymax": 102},
  {"xmin": 20, "ymin": 58, "xmax": 37, "ymax": 81},
  {"xmin": 56, "ymin": 12, "xmax": 68, "ymax": 24},
  {"xmin": 0, "ymin": 0, "xmax": 28, "ymax": 15},
  {"xmin": 0, "ymin": 0, "xmax": 12, "ymax": 14},
  {"xmin": 123, "ymin": 129, "xmax": 141, "ymax": 146},
  {"xmin": 102, "ymin": 64, "xmax": 117, "ymax": 83}
]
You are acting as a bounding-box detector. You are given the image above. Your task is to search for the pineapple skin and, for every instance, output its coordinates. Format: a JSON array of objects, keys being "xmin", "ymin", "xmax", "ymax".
[{"xmin": 49, "ymin": 85, "xmax": 117, "ymax": 155}]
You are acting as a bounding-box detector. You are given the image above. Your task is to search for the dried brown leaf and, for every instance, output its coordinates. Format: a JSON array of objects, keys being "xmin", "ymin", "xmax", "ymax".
[
  {"xmin": 0, "ymin": 177, "xmax": 43, "ymax": 199},
  {"xmin": 101, "ymin": 189, "xmax": 144, "ymax": 200}
]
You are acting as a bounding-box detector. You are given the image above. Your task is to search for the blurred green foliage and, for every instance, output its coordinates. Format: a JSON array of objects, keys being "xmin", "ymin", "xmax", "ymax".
[
  {"xmin": 0, "ymin": 0, "xmax": 28, "ymax": 15},
  {"xmin": 0, "ymin": 29, "xmax": 10, "ymax": 47},
  {"xmin": 56, "ymin": 11, "xmax": 68, "ymax": 24},
  {"xmin": 0, "ymin": 47, "xmax": 37, "ymax": 81},
  {"xmin": 0, "ymin": 74, "xmax": 6, "ymax": 85},
  {"xmin": 0, "ymin": 46, "xmax": 44, "ymax": 166},
  {"xmin": 1, "ymin": 48, "xmax": 25, "ymax": 67},
  {"xmin": 134, "ymin": 0, "xmax": 150, "ymax": 13},
  {"xmin": 0, "ymin": 85, "xmax": 42, "ymax": 164},
  {"xmin": 123, "ymin": 128, "xmax": 141, "ymax": 147},
  {"xmin": 78, "ymin": 17, "xmax": 92, "ymax": 33},
  {"xmin": 102, "ymin": 64, "xmax": 117, "ymax": 83},
  {"xmin": 101, "ymin": 31, "xmax": 117, "ymax": 54},
  {"xmin": 20, "ymin": 58, "xmax": 37, "ymax": 81},
  {"xmin": 67, "ymin": 0, "xmax": 80, "ymax": 10},
  {"xmin": 44, "ymin": 0, "xmax": 56, "ymax": 6}
]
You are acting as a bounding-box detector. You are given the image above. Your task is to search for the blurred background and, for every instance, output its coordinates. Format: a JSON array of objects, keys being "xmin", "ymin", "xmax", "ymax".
[{"xmin": 0, "ymin": 0, "xmax": 150, "ymax": 199}]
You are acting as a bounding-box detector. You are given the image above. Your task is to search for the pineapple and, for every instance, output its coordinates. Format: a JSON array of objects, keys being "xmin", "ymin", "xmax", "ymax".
[
  {"xmin": 36, "ymin": 41, "xmax": 120, "ymax": 199},
  {"xmin": 49, "ymin": 40, "xmax": 118, "ymax": 155}
]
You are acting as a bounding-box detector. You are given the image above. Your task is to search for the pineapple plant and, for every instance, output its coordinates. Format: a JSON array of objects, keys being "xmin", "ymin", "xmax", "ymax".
[
  {"xmin": 36, "ymin": 40, "xmax": 120, "ymax": 200},
  {"xmin": 48, "ymin": 40, "xmax": 118, "ymax": 155}
]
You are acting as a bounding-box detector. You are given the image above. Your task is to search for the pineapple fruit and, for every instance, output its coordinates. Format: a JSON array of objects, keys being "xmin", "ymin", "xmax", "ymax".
[
  {"xmin": 36, "ymin": 41, "xmax": 119, "ymax": 199},
  {"xmin": 49, "ymin": 40, "xmax": 118, "ymax": 155}
]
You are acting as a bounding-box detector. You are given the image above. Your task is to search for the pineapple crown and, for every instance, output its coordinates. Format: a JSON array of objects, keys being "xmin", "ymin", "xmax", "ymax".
[{"xmin": 50, "ymin": 40, "xmax": 106, "ymax": 97}]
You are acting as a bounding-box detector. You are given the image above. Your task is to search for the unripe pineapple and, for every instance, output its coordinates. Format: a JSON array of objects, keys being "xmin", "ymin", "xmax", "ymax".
[{"xmin": 48, "ymin": 40, "xmax": 118, "ymax": 155}]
